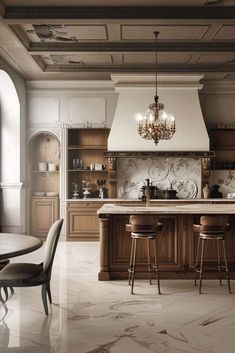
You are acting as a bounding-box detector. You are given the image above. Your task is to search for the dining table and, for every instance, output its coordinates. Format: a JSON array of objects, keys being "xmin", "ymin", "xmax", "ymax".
[{"xmin": 0, "ymin": 233, "xmax": 43, "ymax": 261}]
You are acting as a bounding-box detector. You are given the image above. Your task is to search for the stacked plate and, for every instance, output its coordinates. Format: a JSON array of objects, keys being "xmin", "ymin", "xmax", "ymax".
[
  {"xmin": 33, "ymin": 192, "xmax": 46, "ymax": 196},
  {"xmin": 227, "ymin": 193, "xmax": 235, "ymax": 199},
  {"xmin": 46, "ymin": 192, "xmax": 59, "ymax": 197}
]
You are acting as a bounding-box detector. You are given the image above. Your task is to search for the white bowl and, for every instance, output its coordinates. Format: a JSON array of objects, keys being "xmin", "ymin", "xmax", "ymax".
[
  {"xmin": 46, "ymin": 192, "xmax": 59, "ymax": 197},
  {"xmin": 48, "ymin": 163, "xmax": 57, "ymax": 171},
  {"xmin": 38, "ymin": 162, "xmax": 47, "ymax": 171},
  {"xmin": 33, "ymin": 192, "xmax": 46, "ymax": 196}
]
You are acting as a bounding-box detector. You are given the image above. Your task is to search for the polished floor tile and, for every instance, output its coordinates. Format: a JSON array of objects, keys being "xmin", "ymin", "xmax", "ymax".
[{"xmin": 0, "ymin": 242, "xmax": 235, "ymax": 353}]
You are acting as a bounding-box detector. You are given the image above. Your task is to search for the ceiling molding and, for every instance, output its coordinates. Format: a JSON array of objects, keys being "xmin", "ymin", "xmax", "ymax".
[
  {"xmin": 31, "ymin": 60, "xmax": 235, "ymax": 73},
  {"xmin": 28, "ymin": 41, "xmax": 235, "ymax": 54},
  {"xmin": 3, "ymin": 6, "xmax": 235, "ymax": 20}
]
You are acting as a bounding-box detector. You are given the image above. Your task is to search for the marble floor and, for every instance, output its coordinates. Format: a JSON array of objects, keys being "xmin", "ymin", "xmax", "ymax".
[{"xmin": 0, "ymin": 241, "xmax": 235, "ymax": 353}]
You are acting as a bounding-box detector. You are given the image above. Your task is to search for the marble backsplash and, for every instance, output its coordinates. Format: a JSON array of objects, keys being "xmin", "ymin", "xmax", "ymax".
[
  {"xmin": 210, "ymin": 170, "xmax": 235, "ymax": 197},
  {"xmin": 117, "ymin": 157, "xmax": 201, "ymax": 199}
]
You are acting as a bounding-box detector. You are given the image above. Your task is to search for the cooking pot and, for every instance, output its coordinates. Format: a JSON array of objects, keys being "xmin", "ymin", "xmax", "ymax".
[
  {"xmin": 141, "ymin": 185, "xmax": 158, "ymax": 199},
  {"xmin": 162, "ymin": 189, "xmax": 177, "ymax": 199}
]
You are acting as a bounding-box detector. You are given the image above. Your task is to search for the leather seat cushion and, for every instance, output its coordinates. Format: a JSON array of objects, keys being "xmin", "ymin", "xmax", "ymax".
[
  {"xmin": 0, "ymin": 263, "xmax": 43, "ymax": 282},
  {"xmin": 200, "ymin": 215, "xmax": 229, "ymax": 226},
  {"xmin": 193, "ymin": 223, "xmax": 231, "ymax": 233},
  {"xmin": 126, "ymin": 223, "xmax": 163, "ymax": 232}
]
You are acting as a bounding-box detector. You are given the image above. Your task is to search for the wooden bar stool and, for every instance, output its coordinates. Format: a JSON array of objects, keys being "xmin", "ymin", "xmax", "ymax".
[
  {"xmin": 127, "ymin": 215, "xmax": 162, "ymax": 295},
  {"xmin": 194, "ymin": 215, "xmax": 231, "ymax": 294}
]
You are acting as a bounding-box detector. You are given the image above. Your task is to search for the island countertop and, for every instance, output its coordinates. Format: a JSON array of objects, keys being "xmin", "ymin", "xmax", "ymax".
[
  {"xmin": 68, "ymin": 198, "xmax": 235, "ymax": 203},
  {"xmin": 97, "ymin": 203, "xmax": 235, "ymax": 215}
]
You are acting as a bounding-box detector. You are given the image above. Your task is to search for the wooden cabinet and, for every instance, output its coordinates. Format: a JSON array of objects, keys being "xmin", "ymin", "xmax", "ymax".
[
  {"xmin": 210, "ymin": 128, "xmax": 235, "ymax": 170},
  {"xmin": 29, "ymin": 132, "xmax": 60, "ymax": 236},
  {"xmin": 31, "ymin": 197, "xmax": 59, "ymax": 236},
  {"xmin": 108, "ymin": 214, "xmax": 182, "ymax": 278},
  {"xmin": 67, "ymin": 128, "xmax": 110, "ymax": 199},
  {"xmin": 67, "ymin": 201, "xmax": 104, "ymax": 240}
]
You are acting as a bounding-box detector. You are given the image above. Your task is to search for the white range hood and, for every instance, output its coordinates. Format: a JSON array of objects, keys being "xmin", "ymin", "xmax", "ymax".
[{"xmin": 108, "ymin": 74, "xmax": 209, "ymax": 152}]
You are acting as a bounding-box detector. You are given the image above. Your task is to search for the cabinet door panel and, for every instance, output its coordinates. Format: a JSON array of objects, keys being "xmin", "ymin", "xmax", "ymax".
[
  {"xmin": 69, "ymin": 211, "xmax": 99, "ymax": 235},
  {"xmin": 31, "ymin": 198, "xmax": 58, "ymax": 236}
]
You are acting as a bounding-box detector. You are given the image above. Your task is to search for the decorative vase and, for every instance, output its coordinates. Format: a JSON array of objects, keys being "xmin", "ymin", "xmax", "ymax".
[{"xmin": 202, "ymin": 184, "xmax": 211, "ymax": 199}]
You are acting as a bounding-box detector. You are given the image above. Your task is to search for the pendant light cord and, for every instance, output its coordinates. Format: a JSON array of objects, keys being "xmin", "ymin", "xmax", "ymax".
[{"xmin": 154, "ymin": 31, "xmax": 159, "ymax": 103}]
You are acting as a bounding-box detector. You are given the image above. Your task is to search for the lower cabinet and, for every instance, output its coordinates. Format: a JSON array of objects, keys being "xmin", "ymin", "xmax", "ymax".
[
  {"xmin": 31, "ymin": 197, "xmax": 59, "ymax": 236},
  {"xmin": 67, "ymin": 201, "xmax": 104, "ymax": 240}
]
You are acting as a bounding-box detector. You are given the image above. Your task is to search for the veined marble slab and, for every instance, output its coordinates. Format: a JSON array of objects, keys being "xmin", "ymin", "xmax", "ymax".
[
  {"xmin": 1, "ymin": 242, "xmax": 235, "ymax": 353},
  {"xmin": 97, "ymin": 203, "xmax": 235, "ymax": 215}
]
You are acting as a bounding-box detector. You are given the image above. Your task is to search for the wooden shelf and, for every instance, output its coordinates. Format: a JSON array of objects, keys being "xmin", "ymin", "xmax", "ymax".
[
  {"xmin": 68, "ymin": 146, "xmax": 107, "ymax": 150},
  {"xmin": 32, "ymin": 170, "xmax": 60, "ymax": 173},
  {"xmin": 214, "ymin": 147, "xmax": 235, "ymax": 150},
  {"xmin": 68, "ymin": 169, "xmax": 108, "ymax": 172}
]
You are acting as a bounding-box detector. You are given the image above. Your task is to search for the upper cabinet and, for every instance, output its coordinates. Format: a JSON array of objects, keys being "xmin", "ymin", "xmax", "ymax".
[
  {"xmin": 210, "ymin": 128, "xmax": 235, "ymax": 170},
  {"xmin": 67, "ymin": 128, "xmax": 110, "ymax": 199},
  {"xmin": 69, "ymin": 97, "xmax": 107, "ymax": 127}
]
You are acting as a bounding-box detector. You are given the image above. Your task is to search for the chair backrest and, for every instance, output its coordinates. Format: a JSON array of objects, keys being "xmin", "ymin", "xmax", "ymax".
[
  {"xmin": 200, "ymin": 215, "xmax": 229, "ymax": 233},
  {"xmin": 43, "ymin": 219, "xmax": 63, "ymax": 273},
  {"xmin": 129, "ymin": 214, "xmax": 158, "ymax": 232}
]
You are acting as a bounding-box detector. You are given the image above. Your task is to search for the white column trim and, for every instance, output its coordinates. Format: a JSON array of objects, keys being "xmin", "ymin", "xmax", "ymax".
[{"xmin": 0, "ymin": 182, "xmax": 24, "ymax": 189}]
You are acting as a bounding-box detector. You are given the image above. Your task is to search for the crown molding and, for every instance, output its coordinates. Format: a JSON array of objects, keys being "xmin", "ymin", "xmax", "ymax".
[
  {"xmin": 26, "ymin": 80, "xmax": 115, "ymax": 92},
  {"xmin": 111, "ymin": 74, "xmax": 204, "ymax": 89}
]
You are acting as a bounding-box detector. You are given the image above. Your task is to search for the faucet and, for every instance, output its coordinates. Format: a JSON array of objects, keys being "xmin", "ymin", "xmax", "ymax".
[{"xmin": 145, "ymin": 178, "xmax": 151, "ymax": 207}]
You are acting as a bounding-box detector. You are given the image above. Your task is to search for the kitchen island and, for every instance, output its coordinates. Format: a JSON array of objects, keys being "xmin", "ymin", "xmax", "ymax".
[{"xmin": 97, "ymin": 203, "xmax": 235, "ymax": 280}]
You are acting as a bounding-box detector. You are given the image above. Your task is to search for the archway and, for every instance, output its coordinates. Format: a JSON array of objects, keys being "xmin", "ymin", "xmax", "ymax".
[{"xmin": 0, "ymin": 69, "xmax": 22, "ymax": 232}]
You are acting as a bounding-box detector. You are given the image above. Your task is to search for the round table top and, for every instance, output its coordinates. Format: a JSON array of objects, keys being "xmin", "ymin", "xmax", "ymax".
[{"xmin": 0, "ymin": 233, "xmax": 43, "ymax": 260}]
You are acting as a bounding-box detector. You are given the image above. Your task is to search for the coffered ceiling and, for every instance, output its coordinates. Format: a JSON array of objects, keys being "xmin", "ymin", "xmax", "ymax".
[{"xmin": 0, "ymin": 0, "xmax": 235, "ymax": 80}]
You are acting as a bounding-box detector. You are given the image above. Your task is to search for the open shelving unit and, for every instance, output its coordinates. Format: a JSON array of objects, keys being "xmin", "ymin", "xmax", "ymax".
[{"xmin": 67, "ymin": 128, "xmax": 110, "ymax": 199}]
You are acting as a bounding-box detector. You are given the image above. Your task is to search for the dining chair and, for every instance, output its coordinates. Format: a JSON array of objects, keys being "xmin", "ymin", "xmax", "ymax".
[{"xmin": 0, "ymin": 219, "xmax": 63, "ymax": 315}]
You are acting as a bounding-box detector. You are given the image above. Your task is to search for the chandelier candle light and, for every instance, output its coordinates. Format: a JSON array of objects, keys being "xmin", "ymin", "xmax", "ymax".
[{"xmin": 137, "ymin": 31, "xmax": 176, "ymax": 146}]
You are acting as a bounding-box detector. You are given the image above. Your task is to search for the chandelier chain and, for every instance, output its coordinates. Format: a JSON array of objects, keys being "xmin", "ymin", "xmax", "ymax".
[
  {"xmin": 154, "ymin": 31, "xmax": 159, "ymax": 100},
  {"xmin": 136, "ymin": 31, "xmax": 176, "ymax": 146}
]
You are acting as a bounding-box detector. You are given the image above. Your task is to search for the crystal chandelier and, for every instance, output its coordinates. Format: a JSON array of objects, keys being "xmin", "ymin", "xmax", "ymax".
[{"xmin": 137, "ymin": 31, "xmax": 176, "ymax": 146}]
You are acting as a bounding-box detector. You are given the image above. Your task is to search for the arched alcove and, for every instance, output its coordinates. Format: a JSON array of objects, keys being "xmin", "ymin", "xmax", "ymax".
[{"xmin": 29, "ymin": 131, "xmax": 60, "ymax": 236}]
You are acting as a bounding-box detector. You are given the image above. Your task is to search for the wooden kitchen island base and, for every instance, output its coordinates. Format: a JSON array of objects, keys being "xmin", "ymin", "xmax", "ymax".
[{"xmin": 97, "ymin": 204, "xmax": 235, "ymax": 281}]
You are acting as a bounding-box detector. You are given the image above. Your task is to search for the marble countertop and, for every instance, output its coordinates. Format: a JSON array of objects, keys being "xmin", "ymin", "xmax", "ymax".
[
  {"xmin": 67, "ymin": 198, "xmax": 235, "ymax": 203},
  {"xmin": 97, "ymin": 203, "xmax": 235, "ymax": 215}
]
